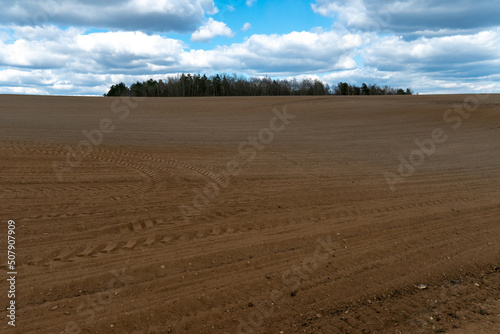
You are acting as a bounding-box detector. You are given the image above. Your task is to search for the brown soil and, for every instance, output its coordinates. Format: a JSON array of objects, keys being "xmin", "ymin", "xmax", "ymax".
[{"xmin": 0, "ymin": 94, "xmax": 499, "ymax": 334}]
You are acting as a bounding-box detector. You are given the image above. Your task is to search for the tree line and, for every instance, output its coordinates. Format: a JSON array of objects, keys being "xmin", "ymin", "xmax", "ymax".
[
  {"xmin": 105, "ymin": 73, "xmax": 413, "ymax": 97},
  {"xmin": 334, "ymin": 82, "xmax": 413, "ymax": 95}
]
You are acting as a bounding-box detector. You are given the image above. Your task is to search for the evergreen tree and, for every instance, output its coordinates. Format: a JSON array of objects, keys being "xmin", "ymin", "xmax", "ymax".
[{"xmin": 104, "ymin": 73, "xmax": 413, "ymax": 97}]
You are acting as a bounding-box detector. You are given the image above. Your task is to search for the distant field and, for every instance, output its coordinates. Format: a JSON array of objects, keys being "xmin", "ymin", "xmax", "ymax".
[{"xmin": 0, "ymin": 94, "xmax": 499, "ymax": 333}]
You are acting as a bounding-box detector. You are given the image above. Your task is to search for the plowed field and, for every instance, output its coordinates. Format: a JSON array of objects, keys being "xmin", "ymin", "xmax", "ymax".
[{"xmin": 0, "ymin": 94, "xmax": 499, "ymax": 333}]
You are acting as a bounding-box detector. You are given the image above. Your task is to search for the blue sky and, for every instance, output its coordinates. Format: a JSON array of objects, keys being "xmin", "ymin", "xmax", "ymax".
[{"xmin": 0, "ymin": 0, "xmax": 499, "ymax": 95}]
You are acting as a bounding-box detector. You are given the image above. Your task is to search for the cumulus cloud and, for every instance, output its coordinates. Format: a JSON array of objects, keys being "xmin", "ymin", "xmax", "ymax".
[
  {"xmin": 0, "ymin": 26, "xmax": 365, "ymax": 94},
  {"xmin": 76, "ymin": 31, "xmax": 184, "ymax": 63},
  {"xmin": 0, "ymin": 27, "xmax": 184, "ymax": 71},
  {"xmin": 312, "ymin": 0, "xmax": 500, "ymax": 35},
  {"xmin": 319, "ymin": 29, "xmax": 500, "ymax": 94},
  {"xmin": 0, "ymin": 0, "xmax": 217, "ymax": 33},
  {"xmin": 242, "ymin": 22, "xmax": 252, "ymax": 31},
  {"xmin": 0, "ymin": 26, "xmax": 82, "ymax": 69},
  {"xmin": 312, "ymin": 0, "xmax": 368, "ymax": 27},
  {"xmin": 184, "ymin": 31, "xmax": 363, "ymax": 74},
  {"xmin": 363, "ymin": 30, "xmax": 500, "ymax": 77},
  {"xmin": 191, "ymin": 18, "xmax": 234, "ymax": 42},
  {"xmin": 1, "ymin": 1, "xmax": 499, "ymax": 97},
  {"xmin": 306, "ymin": 1, "xmax": 500, "ymax": 93},
  {"xmin": 322, "ymin": 66, "xmax": 500, "ymax": 95}
]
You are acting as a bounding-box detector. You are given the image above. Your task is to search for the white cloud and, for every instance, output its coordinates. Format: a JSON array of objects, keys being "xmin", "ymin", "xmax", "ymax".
[
  {"xmin": 0, "ymin": 25, "xmax": 367, "ymax": 94},
  {"xmin": 242, "ymin": 22, "xmax": 252, "ymax": 31},
  {"xmin": 0, "ymin": 28, "xmax": 184, "ymax": 71},
  {"xmin": 321, "ymin": 67, "xmax": 500, "ymax": 95},
  {"xmin": 312, "ymin": 0, "xmax": 500, "ymax": 35},
  {"xmin": 76, "ymin": 31, "xmax": 184, "ymax": 58},
  {"xmin": 0, "ymin": 0, "xmax": 217, "ymax": 33},
  {"xmin": 0, "ymin": 27, "xmax": 80, "ymax": 68},
  {"xmin": 238, "ymin": 31, "xmax": 362, "ymax": 61},
  {"xmin": 128, "ymin": 0, "xmax": 216, "ymax": 15},
  {"xmin": 2, "ymin": 21, "xmax": 499, "ymax": 96},
  {"xmin": 319, "ymin": 29, "xmax": 500, "ymax": 94},
  {"xmin": 312, "ymin": 0, "xmax": 368, "ymax": 27},
  {"xmin": 191, "ymin": 18, "xmax": 234, "ymax": 42},
  {"xmin": 186, "ymin": 31, "xmax": 363, "ymax": 74},
  {"xmin": 363, "ymin": 30, "xmax": 500, "ymax": 75},
  {"xmin": 246, "ymin": 0, "xmax": 257, "ymax": 7}
]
